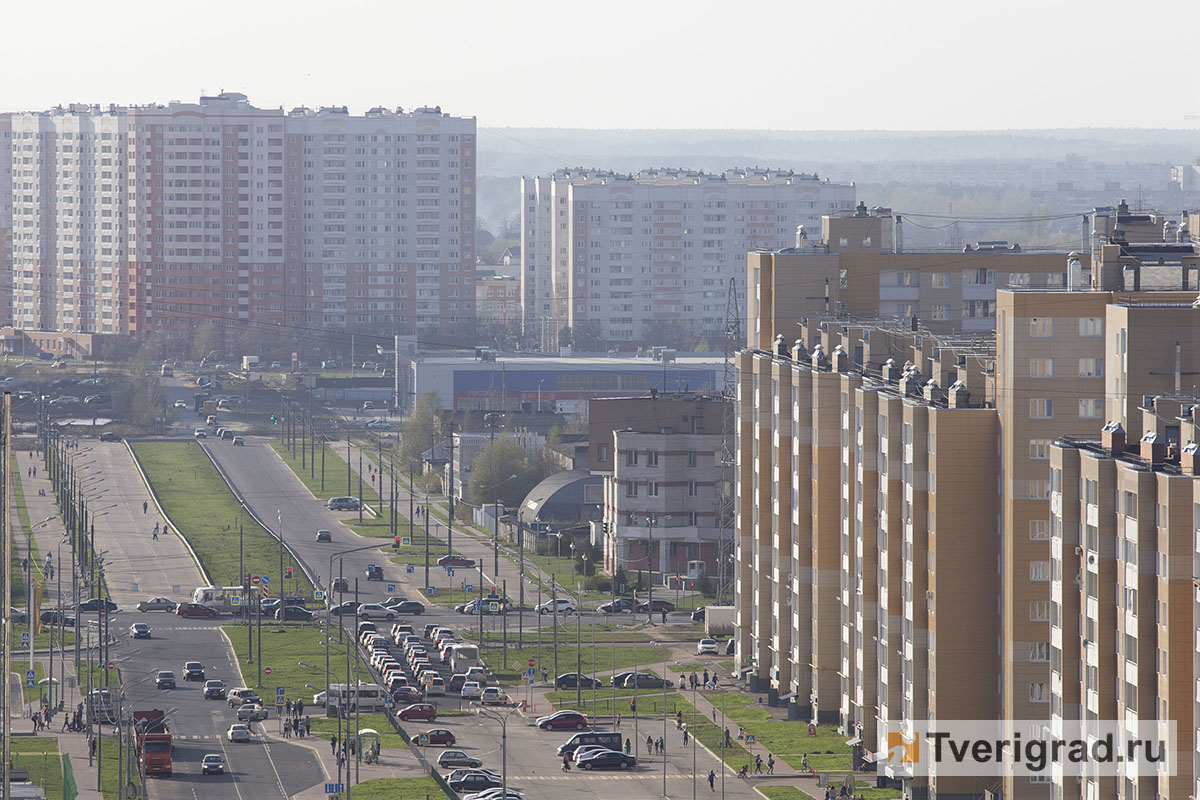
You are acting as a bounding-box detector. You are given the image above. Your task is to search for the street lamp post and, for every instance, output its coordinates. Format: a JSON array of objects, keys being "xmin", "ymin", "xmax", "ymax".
[{"xmin": 473, "ymin": 703, "xmax": 522, "ymax": 799}]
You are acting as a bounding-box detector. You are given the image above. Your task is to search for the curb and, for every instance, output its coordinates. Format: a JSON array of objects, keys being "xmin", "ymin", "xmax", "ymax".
[{"xmin": 124, "ymin": 440, "xmax": 211, "ymax": 586}]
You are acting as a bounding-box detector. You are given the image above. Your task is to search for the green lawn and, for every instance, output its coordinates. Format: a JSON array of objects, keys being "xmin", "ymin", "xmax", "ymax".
[
  {"xmin": 132, "ymin": 441, "xmax": 315, "ymax": 595},
  {"xmin": 465, "ymin": 624, "xmax": 654, "ymax": 645},
  {"xmin": 223, "ymin": 622, "xmax": 350, "ymax": 698},
  {"xmin": 761, "ymin": 783, "xmax": 900, "ymax": 800},
  {"xmin": 483, "ymin": 643, "xmax": 666, "ymax": 683},
  {"xmin": 12, "ymin": 737, "xmax": 65, "ymax": 799},
  {"xmin": 306, "ymin": 712, "xmax": 408, "ymax": 749},
  {"xmin": 706, "ymin": 692, "xmax": 853, "ymax": 772},
  {"xmin": 346, "ymin": 777, "xmax": 444, "ymax": 800}
]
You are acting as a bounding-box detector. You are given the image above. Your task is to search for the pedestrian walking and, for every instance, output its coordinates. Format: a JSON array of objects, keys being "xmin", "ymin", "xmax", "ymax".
[
  {"xmin": 143, "ymin": 501, "xmax": 148, "ymax": 514},
  {"xmin": 712, "ymin": 673, "xmax": 719, "ymax": 689},
  {"xmin": 624, "ymin": 738, "xmax": 631, "ymax": 755},
  {"xmin": 32, "ymin": 467, "xmax": 36, "ymax": 478},
  {"xmin": 305, "ymin": 717, "xmax": 311, "ymax": 736},
  {"xmin": 297, "ymin": 700, "xmax": 305, "ymax": 717},
  {"xmin": 284, "ymin": 719, "xmax": 291, "ymax": 738},
  {"xmin": 679, "ymin": 675, "xmax": 686, "ymax": 690},
  {"xmin": 661, "ymin": 609, "xmax": 667, "ymax": 623},
  {"xmin": 712, "ymin": 708, "xmax": 717, "ymax": 722},
  {"xmin": 724, "ymin": 728, "xmax": 732, "ymax": 747},
  {"xmin": 90, "ymin": 737, "xmax": 97, "ymax": 757},
  {"xmin": 647, "ymin": 735, "xmax": 654, "ymax": 753},
  {"xmin": 330, "ymin": 735, "xmax": 338, "ymax": 755},
  {"xmin": 630, "ymin": 697, "xmax": 636, "ymax": 715},
  {"xmin": 615, "ymin": 713, "xmax": 621, "ymax": 728},
  {"xmin": 27, "ymin": 467, "xmax": 31, "ymax": 478},
  {"xmin": 286, "ymin": 699, "xmax": 293, "ymax": 716},
  {"xmin": 561, "ymin": 753, "xmax": 571, "ymax": 771},
  {"xmin": 702, "ymin": 669, "xmax": 709, "ymax": 688},
  {"xmin": 767, "ymin": 753, "xmax": 775, "ymax": 774},
  {"xmin": 754, "ymin": 754, "xmax": 763, "ymax": 773},
  {"xmin": 682, "ymin": 726, "xmax": 689, "ymax": 746}
]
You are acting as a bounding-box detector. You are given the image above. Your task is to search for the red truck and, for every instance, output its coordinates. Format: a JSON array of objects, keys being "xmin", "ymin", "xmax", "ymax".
[{"xmin": 133, "ymin": 709, "xmax": 173, "ymax": 776}]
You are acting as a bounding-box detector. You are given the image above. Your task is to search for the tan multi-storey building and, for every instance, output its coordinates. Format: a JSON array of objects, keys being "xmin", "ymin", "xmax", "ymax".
[
  {"xmin": 1, "ymin": 93, "xmax": 475, "ymax": 342},
  {"xmin": 735, "ymin": 202, "xmax": 1200, "ymax": 799}
]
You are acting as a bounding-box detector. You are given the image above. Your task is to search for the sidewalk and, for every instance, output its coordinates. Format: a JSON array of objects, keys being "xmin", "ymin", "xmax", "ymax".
[{"xmin": 281, "ymin": 726, "xmax": 429, "ymax": 800}]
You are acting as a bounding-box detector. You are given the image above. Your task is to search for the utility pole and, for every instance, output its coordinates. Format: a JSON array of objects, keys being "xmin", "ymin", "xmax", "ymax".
[{"xmin": 446, "ymin": 423, "xmax": 456, "ymax": 554}]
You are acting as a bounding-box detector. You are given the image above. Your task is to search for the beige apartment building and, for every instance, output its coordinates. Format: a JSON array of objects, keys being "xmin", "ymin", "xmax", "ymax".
[{"xmin": 734, "ymin": 202, "xmax": 1200, "ymax": 799}]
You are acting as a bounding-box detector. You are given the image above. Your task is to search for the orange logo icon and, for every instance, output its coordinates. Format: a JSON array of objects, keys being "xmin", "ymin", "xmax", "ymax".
[{"xmin": 887, "ymin": 731, "xmax": 919, "ymax": 765}]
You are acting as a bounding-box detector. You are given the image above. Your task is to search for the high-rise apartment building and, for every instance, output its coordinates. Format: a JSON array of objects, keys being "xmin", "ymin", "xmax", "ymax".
[
  {"xmin": 519, "ymin": 167, "xmax": 855, "ymax": 347},
  {"xmin": 734, "ymin": 203, "xmax": 1200, "ymax": 799},
  {"xmin": 1, "ymin": 93, "xmax": 475, "ymax": 342}
]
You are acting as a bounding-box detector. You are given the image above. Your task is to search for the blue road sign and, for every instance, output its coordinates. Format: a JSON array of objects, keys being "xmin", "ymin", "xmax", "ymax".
[
  {"xmin": 21, "ymin": 632, "xmax": 30, "ymax": 643},
  {"xmin": 387, "ymin": 584, "xmax": 395, "ymax": 593},
  {"xmin": 426, "ymin": 586, "xmax": 436, "ymax": 596},
  {"xmin": 418, "ymin": 734, "xmax": 429, "ymax": 745},
  {"xmin": 276, "ymin": 686, "xmax": 286, "ymax": 696},
  {"xmin": 405, "ymin": 565, "xmax": 414, "ymax": 574},
  {"xmin": 489, "ymin": 602, "xmax": 500, "ymax": 613},
  {"xmin": 401, "ymin": 537, "xmax": 411, "ymax": 546},
  {"xmin": 231, "ymin": 595, "xmax": 242, "ymax": 606},
  {"xmin": 325, "ymin": 783, "xmax": 344, "ymax": 794},
  {"xmin": 25, "ymin": 669, "xmax": 35, "ymax": 688},
  {"xmin": 745, "ymin": 734, "xmax": 757, "ymax": 744},
  {"xmin": 261, "ymin": 575, "xmax": 270, "ymax": 585},
  {"xmin": 464, "ymin": 584, "xmax": 473, "ymax": 594},
  {"xmin": 314, "ymin": 590, "xmax": 325, "ymax": 600}
]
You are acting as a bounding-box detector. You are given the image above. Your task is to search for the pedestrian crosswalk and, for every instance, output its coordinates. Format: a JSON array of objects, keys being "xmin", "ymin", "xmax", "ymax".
[{"xmin": 509, "ymin": 773, "xmax": 692, "ymax": 781}]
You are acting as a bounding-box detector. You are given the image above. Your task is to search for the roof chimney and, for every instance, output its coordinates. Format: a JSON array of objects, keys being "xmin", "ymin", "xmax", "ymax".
[
  {"xmin": 947, "ymin": 380, "xmax": 970, "ymax": 408},
  {"xmin": 894, "ymin": 215, "xmax": 903, "ymax": 254},
  {"xmin": 922, "ymin": 378, "xmax": 946, "ymax": 405},
  {"xmin": 881, "ymin": 358, "xmax": 900, "ymax": 382},
  {"xmin": 1182, "ymin": 441, "xmax": 1199, "ymax": 475},
  {"xmin": 775, "ymin": 334, "xmax": 789, "ymax": 359},
  {"xmin": 1101, "ymin": 421, "xmax": 1126, "ymax": 455},
  {"xmin": 810, "ymin": 343, "xmax": 829, "ymax": 371},
  {"xmin": 1139, "ymin": 430, "xmax": 1164, "ymax": 464},
  {"xmin": 831, "ymin": 344, "xmax": 850, "ymax": 372}
]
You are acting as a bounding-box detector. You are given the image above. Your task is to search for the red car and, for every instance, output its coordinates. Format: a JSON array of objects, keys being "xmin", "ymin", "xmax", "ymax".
[
  {"xmin": 176, "ymin": 603, "xmax": 219, "ymax": 618},
  {"xmin": 411, "ymin": 728, "xmax": 455, "ymax": 746},
  {"xmin": 397, "ymin": 703, "xmax": 437, "ymax": 722},
  {"xmin": 536, "ymin": 710, "xmax": 589, "ymax": 731},
  {"xmin": 437, "ymin": 555, "xmax": 475, "ymax": 568}
]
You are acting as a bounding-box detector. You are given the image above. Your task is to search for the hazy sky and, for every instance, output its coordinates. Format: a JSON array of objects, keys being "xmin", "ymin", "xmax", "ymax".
[{"xmin": 7, "ymin": 0, "xmax": 1199, "ymax": 131}]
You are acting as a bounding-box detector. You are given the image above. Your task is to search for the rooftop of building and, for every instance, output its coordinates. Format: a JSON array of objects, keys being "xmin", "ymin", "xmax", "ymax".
[
  {"xmin": 12, "ymin": 94, "xmax": 474, "ymax": 120},
  {"xmin": 415, "ymin": 351, "xmax": 723, "ymax": 368},
  {"xmin": 542, "ymin": 166, "xmax": 848, "ymax": 186}
]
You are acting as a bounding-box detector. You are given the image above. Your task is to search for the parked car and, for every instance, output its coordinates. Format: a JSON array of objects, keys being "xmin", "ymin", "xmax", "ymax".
[
  {"xmin": 204, "ymin": 680, "xmax": 227, "ymax": 700},
  {"xmin": 691, "ymin": 607, "xmax": 706, "ymax": 622},
  {"xmin": 536, "ymin": 710, "xmax": 590, "ymax": 730},
  {"xmin": 275, "ymin": 606, "xmax": 314, "ymax": 621},
  {"xmin": 696, "ymin": 638, "xmax": 719, "ymax": 655},
  {"xmin": 226, "ymin": 724, "xmax": 251, "ymax": 743},
  {"xmin": 39, "ymin": 610, "xmax": 75, "ymax": 626},
  {"xmin": 437, "ymin": 555, "xmax": 475, "ymax": 568},
  {"xmin": 201, "ymin": 753, "xmax": 225, "ymax": 775},
  {"xmin": 9, "ymin": 608, "xmax": 28, "ymax": 625},
  {"xmin": 438, "ymin": 750, "xmax": 482, "ymax": 768},
  {"xmin": 725, "ymin": 638, "xmax": 735, "ymax": 656},
  {"xmin": 78, "ymin": 597, "xmax": 119, "ymax": 613},
  {"xmin": 155, "ymin": 671, "xmax": 176, "ymax": 690},
  {"xmin": 129, "ymin": 623, "xmax": 151, "ymax": 639},
  {"xmin": 448, "ymin": 773, "xmax": 503, "ymax": 792},
  {"xmin": 411, "ymin": 729, "xmax": 456, "ymax": 746},
  {"xmin": 315, "ymin": 530, "xmax": 333, "ymax": 543},
  {"xmin": 576, "ymin": 749, "xmax": 637, "ymax": 770},
  {"xmin": 136, "ymin": 597, "xmax": 177, "ymax": 612},
  {"xmin": 623, "ymin": 673, "xmax": 670, "ymax": 689},
  {"xmin": 98, "ymin": 431, "xmax": 121, "ymax": 443},
  {"xmin": 554, "ymin": 673, "xmax": 600, "ymax": 690},
  {"xmin": 328, "ymin": 601, "xmax": 360, "ymax": 616},
  {"xmin": 536, "ymin": 598, "xmax": 576, "ymax": 615},
  {"xmin": 176, "ymin": 603, "xmax": 219, "ymax": 618},
  {"xmin": 397, "ymin": 703, "xmax": 437, "ymax": 722}
]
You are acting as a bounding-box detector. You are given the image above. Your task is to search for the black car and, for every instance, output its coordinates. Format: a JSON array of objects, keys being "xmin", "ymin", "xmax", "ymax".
[
  {"xmin": 555, "ymin": 673, "xmax": 602, "ymax": 690},
  {"xmin": 690, "ymin": 607, "xmax": 706, "ymax": 622},
  {"xmin": 183, "ymin": 661, "xmax": 205, "ymax": 681},
  {"xmin": 78, "ymin": 597, "xmax": 119, "ymax": 613},
  {"xmin": 391, "ymin": 600, "xmax": 425, "ymax": 615},
  {"xmin": 282, "ymin": 595, "xmax": 308, "ymax": 608},
  {"xmin": 725, "ymin": 637, "xmax": 735, "ymax": 656},
  {"xmin": 155, "ymin": 671, "xmax": 177, "ymax": 690},
  {"xmin": 275, "ymin": 606, "xmax": 314, "ymax": 621},
  {"xmin": 328, "ymin": 601, "xmax": 360, "ymax": 616},
  {"xmin": 98, "ymin": 431, "xmax": 121, "ymax": 442},
  {"xmin": 332, "ymin": 577, "xmax": 350, "ymax": 593},
  {"xmin": 634, "ymin": 599, "xmax": 676, "ymax": 613},
  {"xmin": 610, "ymin": 671, "xmax": 637, "ymax": 687},
  {"xmin": 203, "ymin": 680, "xmax": 226, "ymax": 700},
  {"xmin": 576, "ymin": 749, "xmax": 637, "ymax": 771},
  {"xmin": 447, "ymin": 773, "xmax": 503, "ymax": 792},
  {"xmin": 365, "ymin": 564, "xmax": 383, "ymax": 581},
  {"xmin": 598, "ymin": 597, "xmax": 636, "ymax": 614},
  {"xmin": 40, "ymin": 610, "xmax": 75, "ymax": 626}
]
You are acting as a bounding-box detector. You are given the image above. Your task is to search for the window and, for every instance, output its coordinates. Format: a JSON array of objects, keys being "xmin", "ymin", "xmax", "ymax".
[
  {"xmin": 687, "ymin": 511, "xmax": 698, "ymax": 526},
  {"xmin": 1079, "ymin": 317, "xmax": 1103, "ymax": 337},
  {"xmin": 1078, "ymin": 399, "xmax": 1103, "ymax": 419},
  {"xmin": 648, "ymin": 481, "xmax": 660, "ymax": 497},
  {"xmin": 1029, "ymin": 318, "xmax": 1053, "ymax": 338},
  {"xmin": 1079, "ymin": 358, "xmax": 1103, "ymax": 378},
  {"xmin": 1030, "ymin": 358, "xmax": 1054, "ymax": 378},
  {"xmin": 625, "ymin": 481, "xmax": 638, "ymax": 497},
  {"xmin": 1029, "ymin": 439, "xmax": 1050, "ymax": 459},
  {"xmin": 931, "ymin": 304, "xmax": 949, "ymax": 321},
  {"xmin": 625, "ymin": 449, "xmax": 638, "ymax": 466},
  {"xmin": 1030, "ymin": 560, "xmax": 1050, "ymax": 581},
  {"xmin": 1029, "ymin": 682, "xmax": 1048, "ymax": 702},
  {"xmin": 598, "ymin": 444, "xmax": 610, "ymax": 463},
  {"xmin": 931, "ymin": 272, "xmax": 948, "ymax": 289},
  {"xmin": 1030, "ymin": 642, "xmax": 1050, "ymax": 662},
  {"xmin": 1030, "ymin": 399, "xmax": 1054, "ymax": 419},
  {"xmin": 646, "ymin": 450, "xmax": 659, "ymax": 467},
  {"xmin": 1030, "ymin": 520, "xmax": 1049, "ymax": 540},
  {"xmin": 688, "ymin": 481, "xmax": 698, "ymax": 497},
  {"xmin": 1029, "ymin": 480, "xmax": 1050, "ymax": 500},
  {"xmin": 1030, "ymin": 601, "xmax": 1050, "ymax": 621},
  {"xmin": 687, "ymin": 451, "xmax": 698, "ymax": 467}
]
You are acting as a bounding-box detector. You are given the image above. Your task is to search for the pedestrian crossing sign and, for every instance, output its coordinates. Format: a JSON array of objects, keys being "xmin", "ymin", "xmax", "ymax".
[
  {"xmin": 745, "ymin": 734, "xmax": 756, "ymax": 744},
  {"xmin": 231, "ymin": 596, "xmax": 241, "ymax": 606},
  {"xmin": 406, "ymin": 565, "xmax": 414, "ymax": 574},
  {"xmin": 25, "ymin": 669, "xmax": 34, "ymax": 687},
  {"xmin": 329, "ymin": 795, "xmax": 340, "ymax": 800},
  {"xmin": 489, "ymin": 602, "xmax": 500, "ymax": 613},
  {"xmin": 401, "ymin": 537, "xmax": 411, "ymax": 546},
  {"xmin": 314, "ymin": 590, "xmax": 325, "ymax": 600}
]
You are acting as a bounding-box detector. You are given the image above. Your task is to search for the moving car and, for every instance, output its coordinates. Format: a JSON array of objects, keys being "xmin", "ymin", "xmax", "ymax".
[
  {"xmin": 332, "ymin": 577, "xmax": 350, "ymax": 593},
  {"xmin": 315, "ymin": 530, "xmax": 333, "ymax": 543},
  {"xmin": 275, "ymin": 606, "xmax": 314, "ymax": 621},
  {"xmin": 220, "ymin": 429, "xmax": 234, "ymax": 441},
  {"xmin": 437, "ymin": 555, "xmax": 474, "ymax": 568},
  {"xmin": 460, "ymin": 681, "xmax": 482, "ymax": 700},
  {"xmin": 327, "ymin": 497, "xmax": 361, "ymax": 511},
  {"xmin": 136, "ymin": 597, "xmax": 177, "ymax": 613},
  {"xmin": 237, "ymin": 703, "xmax": 269, "ymax": 722},
  {"xmin": 203, "ymin": 680, "xmax": 226, "ymax": 700},
  {"xmin": 426, "ymin": 676, "xmax": 446, "ymax": 696},
  {"xmin": 597, "ymin": 598, "xmax": 636, "ymax": 614},
  {"xmin": 696, "ymin": 638, "xmax": 719, "ymax": 655},
  {"xmin": 725, "ymin": 638, "xmax": 735, "ymax": 656},
  {"xmin": 98, "ymin": 431, "xmax": 122, "ymax": 443},
  {"xmin": 232, "ymin": 436, "xmax": 245, "ymax": 446},
  {"xmin": 184, "ymin": 662, "xmax": 205, "ymax": 681},
  {"xmin": 554, "ymin": 673, "xmax": 600, "ymax": 690},
  {"xmin": 411, "ymin": 729, "xmax": 456, "ymax": 746},
  {"xmin": 39, "ymin": 610, "xmax": 74, "ymax": 626},
  {"xmin": 576, "ymin": 749, "xmax": 637, "ymax": 770},
  {"xmin": 201, "ymin": 753, "xmax": 225, "ymax": 774},
  {"xmin": 79, "ymin": 597, "xmax": 119, "ymax": 613},
  {"xmin": 536, "ymin": 710, "xmax": 589, "ymax": 731},
  {"xmin": 690, "ymin": 607, "xmax": 706, "ymax": 622},
  {"xmin": 176, "ymin": 603, "xmax": 219, "ymax": 618},
  {"xmin": 357, "ymin": 603, "xmax": 395, "ymax": 621},
  {"xmin": 227, "ymin": 688, "xmax": 262, "ymax": 708},
  {"xmin": 536, "ymin": 598, "xmax": 576, "ymax": 615},
  {"xmin": 260, "ymin": 598, "xmax": 282, "ymax": 615},
  {"xmin": 390, "ymin": 600, "xmax": 424, "ymax": 615},
  {"xmin": 173, "ymin": 400, "xmax": 188, "ymax": 409},
  {"xmin": 155, "ymin": 671, "xmax": 176, "ymax": 690},
  {"xmin": 448, "ymin": 773, "xmax": 503, "ymax": 792},
  {"xmin": 227, "ymin": 724, "xmax": 251, "ymax": 743},
  {"xmin": 438, "ymin": 750, "xmax": 482, "ymax": 768},
  {"xmin": 328, "ymin": 600, "xmax": 359, "ymax": 616},
  {"xmin": 365, "ymin": 564, "xmax": 384, "ymax": 581},
  {"xmin": 129, "ymin": 623, "xmax": 151, "ymax": 640},
  {"xmin": 193, "ymin": 429, "xmax": 207, "ymax": 439},
  {"xmin": 634, "ymin": 599, "xmax": 676, "ymax": 613},
  {"xmin": 397, "ymin": 703, "xmax": 437, "ymax": 722}
]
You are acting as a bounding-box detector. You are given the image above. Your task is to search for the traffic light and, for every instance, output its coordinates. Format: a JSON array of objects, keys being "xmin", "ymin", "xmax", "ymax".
[
  {"xmin": 270, "ymin": 413, "xmax": 278, "ymax": 426},
  {"xmin": 393, "ymin": 536, "xmax": 400, "ymax": 550},
  {"xmin": 286, "ymin": 567, "xmax": 293, "ymax": 579}
]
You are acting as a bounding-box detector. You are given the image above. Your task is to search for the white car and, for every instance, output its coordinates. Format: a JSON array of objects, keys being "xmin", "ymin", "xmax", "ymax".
[
  {"xmin": 173, "ymin": 400, "xmax": 188, "ymax": 409},
  {"xmin": 696, "ymin": 638, "xmax": 720, "ymax": 655},
  {"xmin": 193, "ymin": 428, "xmax": 207, "ymax": 439},
  {"xmin": 357, "ymin": 603, "xmax": 396, "ymax": 621},
  {"xmin": 227, "ymin": 724, "xmax": 251, "ymax": 743},
  {"xmin": 460, "ymin": 681, "xmax": 482, "ymax": 700},
  {"xmin": 426, "ymin": 676, "xmax": 446, "ymax": 696},
  {"xmin": 312, "ymin": 690, "xmax": 327, "ymax": 707},
  {"xmin": 536, "ymin": 598, "xmax": 576, "ymax": 615}
]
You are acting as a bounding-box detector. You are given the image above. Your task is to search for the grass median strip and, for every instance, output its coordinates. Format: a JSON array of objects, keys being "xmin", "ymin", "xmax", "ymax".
[
  {"xmin": 482, "ymin": 643, "xmax": 667, "ymax": 683},
  {"xmin": 703, "ymin": 691, "xmax": 853, "ymax": 772},
  {"xmin": 12, "ymin": 737, "xmax": 65, "ymax": 800},
  {"xmin": 347, "ymin": 777, "xmax": 443, "ymax": 800},
  {"xmin": 131, "ymin": 441, "xmax": 314, "ymax": 595}
]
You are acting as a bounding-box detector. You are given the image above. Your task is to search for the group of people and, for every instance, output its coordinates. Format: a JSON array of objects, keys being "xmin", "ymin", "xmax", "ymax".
[
  {"xmin": 151, "ymin": 521, "xmax": 169, "ymax": 541},
  {"xmin": 681, "ymin": 669, "xmax": 718, "ymax": 690},
  {"xmin": 329, "ymin": 734, "xmax": 361, "ymax": 769},
  {"xmin": 823, "ymin": 787, "xmax": 865, "ymax": 800},
  {"xmin": 26, "ymin": 466, "xmax": 37, "ymax": 479},
  {"xmin": 282, "ymin": 716, "xmax": 311, "ymax": 738},
  {"xmin": 60, "ymin": 707, "xmax": 86, "ymax": 733},
  {"xmin": 29, "ymin": 705, "xmax": 52, "ymax": 732}
]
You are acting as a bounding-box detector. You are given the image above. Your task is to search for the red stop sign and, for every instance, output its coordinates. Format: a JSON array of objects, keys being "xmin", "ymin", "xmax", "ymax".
[
  {"xmin": 528, "ymin": 659, "xmax": 535, "ymax": 667},
  {"xmin": 106, "ymin": 661, "xmax": 114, "ymax": 670},
  {"xmin": 264, "ymin": 667, "xmax": 273, "ymax": 675}
]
